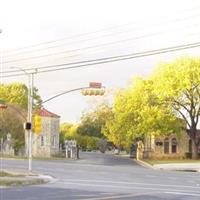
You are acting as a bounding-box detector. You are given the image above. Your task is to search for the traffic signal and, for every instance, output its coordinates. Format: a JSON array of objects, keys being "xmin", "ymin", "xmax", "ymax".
[
  {"xmin": 24, "ymin": 122, "xmax": 32, "ymax": 130},
  {"xmin": 81, "ymin": 89, "xmax": 105, "ymax": 96},
  {"xmin": 34, "ymin": 114, "xmax": 42, "ymax": 134}
]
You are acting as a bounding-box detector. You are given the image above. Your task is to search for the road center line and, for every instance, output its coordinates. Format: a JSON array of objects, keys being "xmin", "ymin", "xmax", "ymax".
[
  {"xmin": 81, "ymin": 192, "xmax": 155, "ymax": 200},
  {"xmin": 57, "ymin": 181, "xmax": 200, "ymax": 194},
  {"xmin": 58, "ymin": 178, "xmax": 200, "ymax": 189}
]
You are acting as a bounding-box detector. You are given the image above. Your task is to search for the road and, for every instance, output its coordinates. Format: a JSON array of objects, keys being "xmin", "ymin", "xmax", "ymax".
[{"xmin": 1, "ymin": 152, "xmax": 200, "ymax": 200}]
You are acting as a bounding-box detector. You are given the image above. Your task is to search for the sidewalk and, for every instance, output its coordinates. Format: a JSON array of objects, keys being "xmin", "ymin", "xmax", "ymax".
[
  {"xmin": 136, "ymin": 159, "xmax": 200, "ymax": 172},
  {"xmin": 153, "ymin": 163, "xmax": 200, "ymax": 172}
]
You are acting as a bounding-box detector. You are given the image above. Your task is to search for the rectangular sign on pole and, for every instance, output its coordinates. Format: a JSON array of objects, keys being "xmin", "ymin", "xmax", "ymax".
[
  {"xmin": 65, "ymin": 140, "xmax": 77, "ymax": 148},
  {"xmin": 89, "ymin": 82, "xmax": 102, "ymax": 89}
]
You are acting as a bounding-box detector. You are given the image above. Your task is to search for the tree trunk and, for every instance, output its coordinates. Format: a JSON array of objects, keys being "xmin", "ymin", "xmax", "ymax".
[{"xmin": 192, "ymin": 139, "xmax": 198, "ymax": 160}]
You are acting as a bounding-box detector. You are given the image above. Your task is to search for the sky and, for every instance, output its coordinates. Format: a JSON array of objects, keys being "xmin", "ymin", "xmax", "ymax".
[{"xmin": 0, "ymin": 0, "xmax": 200, "ymax": 123}]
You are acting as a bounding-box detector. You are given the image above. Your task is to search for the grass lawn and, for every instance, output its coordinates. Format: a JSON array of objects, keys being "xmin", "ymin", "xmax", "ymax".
[
  {"xmin": 0, "ymin": 153, "xmax": 26, "ymax": 159},
  {"xmin": 143, "ymin": 159, "xmax": 200, "ymax": 165},
  {"xmin": 0, "ymin": 179, "xmax": 45, "ymax": 187},
  {"xmin": 0, "ymin": 171, "xmax": 20, "ymax": 177},
  {"xmin": 0, "ymin": 171, "xmax": 46, "ymax": 187}
]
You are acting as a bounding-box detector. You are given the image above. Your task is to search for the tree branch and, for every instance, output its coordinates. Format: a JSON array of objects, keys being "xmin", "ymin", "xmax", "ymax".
[{"xmin": 173, "ymin": 106, "xmax": 191, "ymax": 129}]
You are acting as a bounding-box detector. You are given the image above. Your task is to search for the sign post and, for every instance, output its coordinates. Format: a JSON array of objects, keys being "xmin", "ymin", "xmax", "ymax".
[{"xmin": 65, "ymin": 140, "xmax": 77, "ymax": 159}]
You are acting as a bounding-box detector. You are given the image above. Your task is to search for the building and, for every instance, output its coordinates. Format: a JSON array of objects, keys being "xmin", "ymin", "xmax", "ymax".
[
  {"xmin": 31, "ymin": 108, "xmax": 60, "ymax": 158},
  {"xmin": 0, "ymin": 133, "xmax": 14, "ymax": 156},
  {"xmin": 137, "ymin": 130, "xmax": 200, "ymax": 159}
]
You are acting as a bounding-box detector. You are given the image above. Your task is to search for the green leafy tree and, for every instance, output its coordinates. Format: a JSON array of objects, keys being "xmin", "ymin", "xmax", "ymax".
[
  {"xmin": 59, "ymin": 122, "xmax": 74, "ymax": 144},
  {"xmin": 153, "ymin": 57, "xmax": 200, "ymax": 159},
  {"xmin": 0, "ymin": 83, "xmax": 42, "ymax": 110},
  {"xmin": 0, "ymin": 83, "xmax": 28, "ymax": 110},
  {"xmin": 77, "ymin": 103, "xmax": 112, "ymax": 138},
  {"xmin": 59, "ymin": 122, "xmax": 100, "ymax": 151},
  {"xmin": 103, "ymin": 106, "xmax": 128, "ymax": 150},
  {"xmin": 0, "ymin": 83, "xmax": 42, "ymax": 152},
  {"xmin": 105, "ymin": 77, "xmax": 181, "ymax": 150},
  {"xmin": 0, "ymin": 106, "xmax": 25, "ymax": 153}
]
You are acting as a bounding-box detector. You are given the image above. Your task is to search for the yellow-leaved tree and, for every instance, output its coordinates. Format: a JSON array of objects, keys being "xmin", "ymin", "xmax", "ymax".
[{"xmin": 153, "ymin": 57, "xmax": 200, "ymax": 159}]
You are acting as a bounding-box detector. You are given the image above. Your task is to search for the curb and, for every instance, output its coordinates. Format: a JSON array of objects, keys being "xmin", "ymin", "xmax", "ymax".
[
  {"xmin": 134, "ymin": 159, "xmax": 154, "ymax": 169},
  {"xmin": 154, "ymin": 167, "xmax": 200, "ymax": 173},
  {"xmin": 1, "ymin": 170, "xmax": 56, "ymax": 186},
  {"xmin": 37, "ymin": 174, "xmax": 57, "ymax": 184},
  {"xmin": 0, "ymin": 157, "xmax": 26, "ymax": 161}
]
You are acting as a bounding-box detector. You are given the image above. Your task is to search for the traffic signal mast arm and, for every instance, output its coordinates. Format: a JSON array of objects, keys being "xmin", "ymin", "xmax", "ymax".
[
  {"xmin": 42, "ymin": 87, "xmax": 90, "ymax": 104},
  {"xmin": 42, "ymin": 83, "xmax": 105, "ymax": 105}
]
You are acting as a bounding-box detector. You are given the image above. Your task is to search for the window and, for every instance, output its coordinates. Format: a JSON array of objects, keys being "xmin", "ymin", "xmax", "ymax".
[
  {"xmin": 171, "ymin": 138, "xmax": 177, "ymax": 154},
  {"xmin": 164, "ymin": 138, "xmax": 169, "ymax": 154},
  {"xmin": 41, "ymin": 135, "xmax": 45, "ymax": 146},
  {"xmin": 198, "ymin": 139, "xmax": 200, "ymax": 153},
  {"xmin": 189, "ymin": 139, "xmax": 192, "ymax": 153},
  {"xmin": 52, "ymin": 135, "xmax": 56, "ymax": 147}
]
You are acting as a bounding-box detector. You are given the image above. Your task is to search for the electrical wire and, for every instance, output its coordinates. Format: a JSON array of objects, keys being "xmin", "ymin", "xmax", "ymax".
[
  {"xmin": 2, "ymin": 41, "xmax": 200, "ymax": 78},
  {"xmin": 3, "ymin": 22, "xmax": 200, "ymax": 64},
  {"xmin": 5, "ymin": 10, "xmax": 200, "ymax": 57}
]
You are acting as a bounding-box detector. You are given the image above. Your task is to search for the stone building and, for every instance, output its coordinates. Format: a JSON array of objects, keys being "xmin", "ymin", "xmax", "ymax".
[
  {"xmin": 0, "ymin": 133, "xmax": 15, "ymax": 156},
  {"xmin": 31, "ymin": 108, "xmax": 60, "ymax": 158},
  {"xmin": 137, "ymin": 130, "xmax": 200, "ymax": 159}
]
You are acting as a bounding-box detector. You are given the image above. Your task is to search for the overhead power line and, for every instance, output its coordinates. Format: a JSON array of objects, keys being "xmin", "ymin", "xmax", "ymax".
[
  {"xmin": 5, "ymin": 11, "xmax": 200, "ymax": 56},
  {"xmin": 2, "ymin": 41, "xmax": 200, "ymax": 78},
  {"xmin": 3, "ymin": 22, "xmax": 200, "ymax": 64}
]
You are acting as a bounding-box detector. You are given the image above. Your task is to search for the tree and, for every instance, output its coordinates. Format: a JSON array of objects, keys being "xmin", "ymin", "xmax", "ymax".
[
  {"xmin": 103, "ymin": 103, "xmax": 129, "ymax": 150},
  {"xmin": 59, "ymin": 122, "xmax": 100, "ymax": 151},
  {"xmin": 59, "ymin": 122, "xmax": 74, "ymax": 146},
  {"xmin": 0, "ymin": 83, "xmax": 42, "ymax": 110},
  {"xmin": 153, "ymin": 57, "xmax": 200, "ymax": 159},
  {"xmin": 0, "ymin": 83, "xmax": 28, "ymax": 110},
  {"xmin": 59, "ymin": 103, "xmax": 112, "ymax": 151},
  {"xmin": 77, "ymin": 103, "xmax": 112, "ymax": 138},
  {"xmin": 104, "ymin": 78, "xmax": 180, "ymax": 151},
  {"xmin": 0, "ymin": 105, "xmax": 25, "ymax": 152},
  {"xmin": 0, "ymin": 83, "xmax": 42, "ymax": 152}
]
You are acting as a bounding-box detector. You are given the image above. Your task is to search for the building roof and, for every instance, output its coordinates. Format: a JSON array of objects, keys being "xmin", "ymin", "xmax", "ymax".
[{"xmin": 35, "ymin": 108, "xmax": 60, "ymax": 118}]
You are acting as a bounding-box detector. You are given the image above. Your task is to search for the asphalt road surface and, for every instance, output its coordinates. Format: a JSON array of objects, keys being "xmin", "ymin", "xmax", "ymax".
[{"xmin": 1, "ymin": 152, "xmax": 200, "ymax": 200}]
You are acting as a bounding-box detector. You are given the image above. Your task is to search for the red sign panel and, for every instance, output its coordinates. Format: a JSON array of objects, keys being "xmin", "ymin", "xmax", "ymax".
[
  {"xmin": 0, "ymin": 104, "xmax": 7, "ymax": 109},
  {"xmin": 89, "ymin": 82, "xmax": 102, "ymax": 88}
]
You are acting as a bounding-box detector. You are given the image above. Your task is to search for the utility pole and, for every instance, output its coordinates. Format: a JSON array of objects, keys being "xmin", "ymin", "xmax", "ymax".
[
  {"xmin": 11, "ymin": 67, "xmax": 36, "ymax": 172},
  {"xmin": 28, "ymin": 73, "xmax": 34, "ymax": 171}
]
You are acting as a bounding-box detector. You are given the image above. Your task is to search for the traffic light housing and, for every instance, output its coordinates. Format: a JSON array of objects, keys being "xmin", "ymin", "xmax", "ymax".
[
  {"xmin": 24, "ymin": 122, "xmax": 32, "ymax": 130},
  {"xmin": 81, "ymin": 88, "xmax": 105, "ymax": 96},
  {"xmin": 34, "ymin": 114, "xmax": 42, "ymax": 134}
]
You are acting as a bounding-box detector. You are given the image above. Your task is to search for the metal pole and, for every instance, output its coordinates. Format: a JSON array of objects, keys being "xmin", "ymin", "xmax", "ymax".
[
  {"xmin": 9, "ymin": 67, "xmax": 36, "ymax": 172},
  {"xmin": 28, "ymin": 73, "xmax": 34, "ymax": 171}
]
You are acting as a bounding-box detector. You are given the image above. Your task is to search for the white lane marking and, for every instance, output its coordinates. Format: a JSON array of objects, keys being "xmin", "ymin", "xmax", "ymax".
[
  {"xmin": 57, "ymin": 181, "xmax": 200, "ymax": 194},
  {"xmin": 58, "ymin": 178, "xmax": 200, "ymax": 189},
  {"xmin": 165, "ymin": 192, "xmax": 200, "ymax": 197},
  {"xmin": 145, "ymin": 175, "xmax": 157, "ymax": 178},
  {"xmin": 74, "ymin": 194, "xmax": 98, "ymax": 197},
  {"xmin": 80, "ymin": 192, "xmax": 154, "ymax": 200}
]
